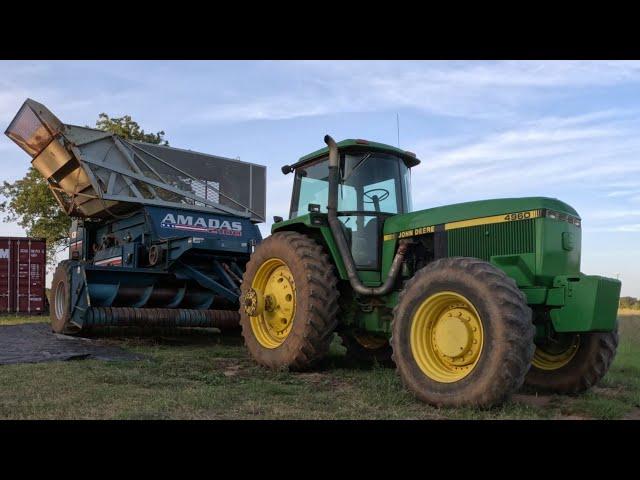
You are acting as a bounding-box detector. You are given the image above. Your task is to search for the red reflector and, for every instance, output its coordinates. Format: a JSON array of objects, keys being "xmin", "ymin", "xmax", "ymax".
[{"xmin": 355, "ymin": 139, "xmax": 369, "ymax": 145}]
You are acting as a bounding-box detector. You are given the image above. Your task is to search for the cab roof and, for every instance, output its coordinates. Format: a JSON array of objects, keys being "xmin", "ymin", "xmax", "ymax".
[{"xmin": 288, "ymin": 139, "xmax": 421, "ymax": 172}]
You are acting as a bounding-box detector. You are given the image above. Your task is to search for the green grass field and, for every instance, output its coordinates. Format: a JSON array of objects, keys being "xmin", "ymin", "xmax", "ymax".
[{"xmin": 0, "ymin": 311, "xmax": 638, "ymax": 420}]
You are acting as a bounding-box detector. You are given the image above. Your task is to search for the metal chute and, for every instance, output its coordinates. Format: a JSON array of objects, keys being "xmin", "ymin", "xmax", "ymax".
[{"xmin": 5, "ymin": 98, "xmax": 266, "ymax": 222}]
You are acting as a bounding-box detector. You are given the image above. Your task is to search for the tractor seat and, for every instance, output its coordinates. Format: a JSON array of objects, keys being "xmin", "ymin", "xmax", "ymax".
[{"xmin": 352, "ymin": 218, "xmax": 378, "ymax": 268}]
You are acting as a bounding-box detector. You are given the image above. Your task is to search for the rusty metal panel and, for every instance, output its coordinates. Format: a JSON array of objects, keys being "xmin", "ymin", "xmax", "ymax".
[{"xmin": 0, "ymin": 237, "xmax": 46, "ymax": 314}]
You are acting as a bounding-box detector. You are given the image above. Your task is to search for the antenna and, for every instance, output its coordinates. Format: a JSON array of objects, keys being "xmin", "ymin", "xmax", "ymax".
[{"xmin": 396, "ymin": 113, "xmax": 400, "ymax": 148}]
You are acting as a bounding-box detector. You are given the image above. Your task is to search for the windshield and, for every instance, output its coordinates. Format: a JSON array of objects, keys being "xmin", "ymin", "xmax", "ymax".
[{"xmin": 289, "ymin": 152, "xmax": 410, "ymax": 218}]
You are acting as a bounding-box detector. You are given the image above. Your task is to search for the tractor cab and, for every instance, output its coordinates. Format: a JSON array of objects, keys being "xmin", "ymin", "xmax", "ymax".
[{"xmin": 285, "ymin": 139, "xmax": 419, "ymax": 270}]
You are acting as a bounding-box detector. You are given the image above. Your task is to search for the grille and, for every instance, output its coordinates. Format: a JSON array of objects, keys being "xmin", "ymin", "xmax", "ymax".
[{"xmin": 447, "ymin": 219, "xmax": 535, "ymax": 261}]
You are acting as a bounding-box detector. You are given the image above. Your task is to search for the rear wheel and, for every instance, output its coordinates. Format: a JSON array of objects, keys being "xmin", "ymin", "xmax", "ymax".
[
  {"xmin": 239, "ymin": 232, "xmax": 339, "ymax": 371},
  {"xmin": 524, "ymin": 328, "xmax": 618, "ymax": 394},
  {"xmin": 50, "ymin": 261, "xmax": 80, "ymax": 335},
  {"xmin": 391, "ymin": 257, "xmax": 535, "ymax": 408}
]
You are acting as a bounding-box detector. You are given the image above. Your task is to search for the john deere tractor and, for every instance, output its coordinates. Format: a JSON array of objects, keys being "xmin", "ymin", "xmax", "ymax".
[{"xmin": 239, "ymin": 135, "xmax": 621, "ymax": 408}]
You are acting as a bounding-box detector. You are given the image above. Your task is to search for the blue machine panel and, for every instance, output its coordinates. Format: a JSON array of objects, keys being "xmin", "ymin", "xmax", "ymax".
[{"xmin": 145, "ymin": 206, "xmax": 262, "ymax": 254}]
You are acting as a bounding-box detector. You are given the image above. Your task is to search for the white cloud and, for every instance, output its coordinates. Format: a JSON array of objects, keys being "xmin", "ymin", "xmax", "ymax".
[
  {"xmin": 588, "ymin": 224, "xmax": 640, "ymax": 232},
  {"xmin": 417, "ymin": 126, "xmax": 622, "ymax": 173},
  {"xmin": 195, "ymin": 96, "xmax": 336, "ymax": 123},
  {"xmin": 5, "ymin": 60, "xmax": 640, "ymax": 128},
  {"xmin": 588, "ymin": 210, "xmax": 640, "ymax": 220},
  {"xmin": 615, "ymin": 224, "xmax": 640, "ymax": 232},
  {"xmin": 410, "ymin": 110, "xmax": 640, "ymax": 194},
  {"xmin": 398, "ymin": 110, "xmax": 640, "ymax": 246},
  {"xmin": 607, "ymin": 190, "xmax": 638, "ymax": 198},
  {"xmin": 186, "ymin": 61, "xmax": 640, "ymax": 123}
]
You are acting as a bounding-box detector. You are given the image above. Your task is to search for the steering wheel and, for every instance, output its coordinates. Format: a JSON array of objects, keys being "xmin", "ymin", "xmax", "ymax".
[{"xmin": 363, "ymin": 188, "xmax": 390, "ymax": 203}]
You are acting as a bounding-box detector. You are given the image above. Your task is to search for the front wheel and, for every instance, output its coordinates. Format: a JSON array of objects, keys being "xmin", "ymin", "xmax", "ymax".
[
  {"xmin": 239, "ymin": 231, "xmax": 339, "ymax": 371},
  {"xmin": 391, "ymin": 257, "xmax": 535, "ymax": 408},
  {"xmin": 524, "ymin": 328, "xmax": 618, "ymax": 394}
]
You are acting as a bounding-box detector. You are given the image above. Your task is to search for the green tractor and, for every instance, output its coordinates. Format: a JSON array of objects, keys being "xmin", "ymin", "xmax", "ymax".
[{"xmin": 239, "ymin": 135, "xmax": 621, "ymax": 408}]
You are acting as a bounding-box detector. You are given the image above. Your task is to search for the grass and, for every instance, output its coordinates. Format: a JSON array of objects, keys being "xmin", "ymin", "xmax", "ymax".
[
  {"xmin": 0, "ymin": 311, "xmax": 638, "ymax": 420},
  {"xmin": 0, "ymin": 314, "xmax": 49, "ymax": 326}
]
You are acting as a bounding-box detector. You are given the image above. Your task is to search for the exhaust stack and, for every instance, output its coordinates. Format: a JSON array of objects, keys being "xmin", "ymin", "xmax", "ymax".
[{"xmin": 324, "ymin": 134, "xmax": 408, "ymax": 296}]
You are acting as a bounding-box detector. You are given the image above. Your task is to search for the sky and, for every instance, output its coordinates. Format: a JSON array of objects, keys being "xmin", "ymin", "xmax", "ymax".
[{"xmin": 0, "ymin": 60, "xmax": 638, "ymax": 296}]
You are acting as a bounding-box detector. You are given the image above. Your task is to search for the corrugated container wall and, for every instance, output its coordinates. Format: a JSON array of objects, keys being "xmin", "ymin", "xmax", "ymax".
[{"xmin": 0, "ymin": 237, "xmax": 47, "ymax": 314}]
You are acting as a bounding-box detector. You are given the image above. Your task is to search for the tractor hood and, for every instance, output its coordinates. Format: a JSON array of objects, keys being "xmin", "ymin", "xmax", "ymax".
[{"xmin": 383, "ymin": 197, "xmax": 579, "ymax": 236}]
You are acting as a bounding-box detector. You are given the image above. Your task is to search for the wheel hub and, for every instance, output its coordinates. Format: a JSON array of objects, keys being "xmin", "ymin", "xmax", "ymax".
[
  {"xmin": 410, "ymin": 291, "xmax": 484, "ymax": 383},
  {"xmin": 433, "ymin": 310, "xmax": 473, "ymax": 358},
  {"xmin": 248, "ymin": 258, "xmax": 297, "ymax": 349},
  {"xmin": 264, "ymin": 294, "xmax": 276, "ymax": 312},
  {"xmin": 242, "ymin": 288, "xmax": 264, "ymax": 316}
]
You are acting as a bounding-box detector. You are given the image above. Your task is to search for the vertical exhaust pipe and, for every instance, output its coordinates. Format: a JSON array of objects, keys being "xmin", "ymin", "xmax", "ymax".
[{"xmin": 324, "ymin": 135, "xmax": 408, "ymax": 296}]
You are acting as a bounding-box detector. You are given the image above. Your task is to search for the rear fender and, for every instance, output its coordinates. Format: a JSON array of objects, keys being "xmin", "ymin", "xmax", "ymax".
[{"xmin": 271, "ymin": 215, "xmax": 348, "ymax": 280}]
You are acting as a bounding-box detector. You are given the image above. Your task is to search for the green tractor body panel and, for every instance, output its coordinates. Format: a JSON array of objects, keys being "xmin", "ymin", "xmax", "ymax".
[
  {"xmin": 380, "ymin": 196, "xmax": 580, "ymax": 280},
  {"xmin": 548, "ymin": 275, "xmax": 621, "ymax": 332},
  {"xmin": 273, "ymin": 140, "xmax": 621, "ymax": 339},
  {"xmin": 297, "ymin": 138, "xmax": 420, "ymax": 168}
]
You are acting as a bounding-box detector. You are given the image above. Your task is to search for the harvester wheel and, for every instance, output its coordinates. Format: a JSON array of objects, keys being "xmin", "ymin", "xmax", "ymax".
[
  {"xmin": 339, "ymin": 333, "xmax": 393, "ymax": 367},
  {"xmin": 524, "ymin": 328, "xmax": 618, "ymax": 394},
  {"xmin": 50, "ymin": 261, "xmax": 80, "ymax": 335},
  {"xmin": 391, "ymin": 257, "xmax": 535, "ymax": 408},
  {"xmin": 239, "ymin": 232, "xmax": 339, "ymax": 370}
]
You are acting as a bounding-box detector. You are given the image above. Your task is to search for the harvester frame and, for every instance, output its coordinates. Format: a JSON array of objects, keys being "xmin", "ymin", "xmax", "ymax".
[{"xmin": 5, "ymin": 99, "xmax": 266, "ymax": 334}]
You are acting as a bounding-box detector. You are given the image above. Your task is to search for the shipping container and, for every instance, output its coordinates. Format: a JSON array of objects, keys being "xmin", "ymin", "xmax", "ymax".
[{"xmin": 0, "ymin": 237, "xmax": 46, "ymax": 314}]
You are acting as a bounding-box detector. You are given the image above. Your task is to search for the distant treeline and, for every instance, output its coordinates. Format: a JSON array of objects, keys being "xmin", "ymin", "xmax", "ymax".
[{"xmin": 620, "ymin": 297, "xmax": 640, "ymax": 310}]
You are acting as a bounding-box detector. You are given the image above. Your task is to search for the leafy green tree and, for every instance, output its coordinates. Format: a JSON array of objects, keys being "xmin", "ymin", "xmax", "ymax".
[
  {"xmin": 0, "ymin": 168, "xmax": 69, "ymax": 264},
  {"xmin": 0, "ymin": 113, "xmax": 168, "ymax": 265},
  {"xmin": 95, "ymin": 114, "xmax": 168, "ymax": 146}
]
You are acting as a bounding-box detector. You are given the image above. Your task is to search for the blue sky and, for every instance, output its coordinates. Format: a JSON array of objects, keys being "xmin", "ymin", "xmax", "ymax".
[{"xmin": 0, "ymin": 60, "xmax": 638, "ymax": 295}]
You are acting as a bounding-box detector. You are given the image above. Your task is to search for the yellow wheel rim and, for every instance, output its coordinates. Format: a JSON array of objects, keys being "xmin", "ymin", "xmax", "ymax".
[
  {"xmin": 249, "ymin": 257, "xmax": 296, "ymax": 349},
  {"xmin": 532, "ymin": 335, "xmax": 580, "ymax": 371},
  {"xmin": 410, "ymin": 291, "xmax": 484, "ymax": 383}
]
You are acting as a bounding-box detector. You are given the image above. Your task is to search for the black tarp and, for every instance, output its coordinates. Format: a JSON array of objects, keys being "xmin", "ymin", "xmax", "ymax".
[{"xmin": 0, "ymin": 323, "xmax": 144, "ymax": 365}]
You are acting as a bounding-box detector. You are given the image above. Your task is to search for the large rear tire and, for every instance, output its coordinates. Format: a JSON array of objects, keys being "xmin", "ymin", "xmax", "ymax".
[
  {"xmin": 391, "ymin": 257, "xmax": 535, "ymax": 408},
  {"xmin": 50, "ymin": 261, "xmax": 80, "ymax": 335},
  {"xmin": 239, "ymin": 232, "xmax": 339, "ymax": 371},
  {"xmin": 524, "ymin": 328, "xmax": 618, "ymax": 394}
]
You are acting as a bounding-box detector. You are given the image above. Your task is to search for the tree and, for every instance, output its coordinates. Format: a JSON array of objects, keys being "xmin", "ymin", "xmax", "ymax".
[
  {"xmin": 0, "ymin": 113, "xmax": 168, "ymax": 265},
  {"xmin": 94, "ymin": 114, "xmax": 168, "ymax": 146},
  {"xmin": 0, "ymin": 168, "xmax": 69, "ymax": 264},
  {"xmin": 620, "ymin": 296, "xmax": 640, "ymax": 310}
]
